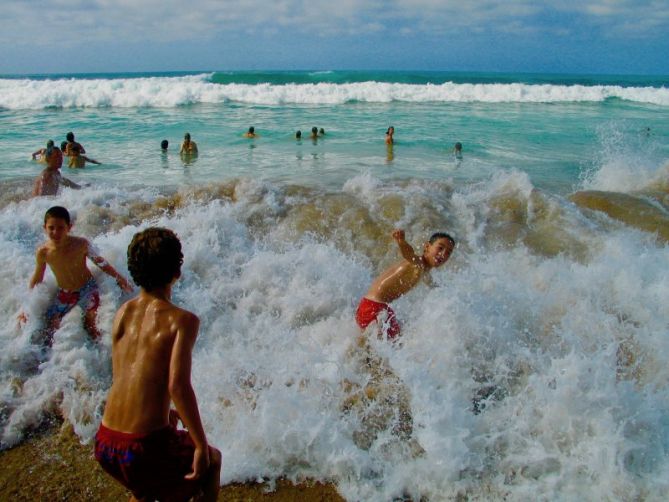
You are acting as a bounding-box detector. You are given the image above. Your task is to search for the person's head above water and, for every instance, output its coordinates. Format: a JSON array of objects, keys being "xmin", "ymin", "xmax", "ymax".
[
  {"xmin": 248, "ymin": 126, "xmax": 255, "ymax": 134},
  {"xmin": 295, "ymin": 130, "xmax": 302, "ymax": 139},
  {"xmin": 312, "ymin": 127, "xmax": 318, "ymax": 134},
  {"xmin": 423, "ymin": 232, "xmax": 456, "ymax": 268},
  {"xmin": 66, "ymin": 132, "xmax": 75, "ymax": 142},
  {"xmin": 386, "ymin": 126, "xmax": 394, "ymax": 135},
  {"xmin": 184, "ymin": 133, "xmax": 191, "ymax": 141},
  {"xmin": 60, "ymin": 141, "xmax": 67, "ymax": 151},
  {"xmin": 161, "ymin": 139, "xmax": 169, "ymax": 150},
  {"xmin": 454, "ymin": 142, "xmax": 462, "ymax": 151}
]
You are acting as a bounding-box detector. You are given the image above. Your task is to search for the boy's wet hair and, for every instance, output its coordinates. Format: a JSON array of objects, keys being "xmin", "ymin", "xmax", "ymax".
[
  {"xmin": 184, "ymin": 132, "xmax": 191, "ymax": 140},
  {"xmin": 248, "ymin": 126, "xmax": 255, "ymax": 133},
  {"xmin": 161, "ymin": 139, "xmax": 169, "ymax": 149},
  {"xmin": 44, "ymin": 206, "xmax": 71, "ymax": 225},
  {"xmin": 312, "ymin": 126, "xmax": 318, "ymax": 134},
  {"xmin": 295, "ymin": 130, "xmax": 302, "ymax": 138},
  {"xmin": 429, "ymin": 232, "xmax": 455, "ymax": 246},
  {"xmin": 66, "ymin": 132, "xmax": 74, "ymax": 142},
  {"xmin": 127, "ymin": 227, "xmax": 183, "ymax": 291}
]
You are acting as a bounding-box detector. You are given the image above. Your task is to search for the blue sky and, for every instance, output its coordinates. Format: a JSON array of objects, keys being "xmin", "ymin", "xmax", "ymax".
[{"xmin": 3, "ymin": 0, "xmax": 668, "ymax": 75}]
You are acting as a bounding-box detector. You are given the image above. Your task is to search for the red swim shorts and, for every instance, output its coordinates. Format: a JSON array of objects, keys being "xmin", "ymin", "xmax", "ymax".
[
  {"xmin": 95, "ymin": 423, "xmax": 200, "ymax": 501},
  {"xmin": 355, "ymin": 297, "xmax": 401, "ymax": 340}
]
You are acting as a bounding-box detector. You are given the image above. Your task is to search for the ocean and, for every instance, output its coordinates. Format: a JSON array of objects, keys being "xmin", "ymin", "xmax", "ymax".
[{"xmin": 0, "ymin": 71, "xmax": 668, "ymax": 500}]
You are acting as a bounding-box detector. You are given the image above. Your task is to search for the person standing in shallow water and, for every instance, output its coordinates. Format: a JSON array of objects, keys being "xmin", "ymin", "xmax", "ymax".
[
  {"xmin": 385, "ymin": 126, "xmax": 394, "ymax": 145},
  {"xmin": 32, "ymin": 140, "xmax": 81, "ymax": 196},
  {"xmin": 179, "ymin": 133, "xmax": 198, "ymax": 155}
]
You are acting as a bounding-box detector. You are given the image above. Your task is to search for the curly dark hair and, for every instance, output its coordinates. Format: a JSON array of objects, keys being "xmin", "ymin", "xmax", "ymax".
[{"xmin": 127, "ymin": 227, "xmax": 183, "ymax": 291}]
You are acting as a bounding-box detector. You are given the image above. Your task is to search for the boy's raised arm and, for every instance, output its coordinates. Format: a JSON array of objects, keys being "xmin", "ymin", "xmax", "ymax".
[
  {"xmin": 29, "ymin": 248, "xmax": 47, "ymax": 288},
  {"xmin": 392, "ymin": 229, "xmax": 422, "ymax": 265},
  {"xmin": 168, "ymin": 313, "xmax": 210, "ymax": 480}
]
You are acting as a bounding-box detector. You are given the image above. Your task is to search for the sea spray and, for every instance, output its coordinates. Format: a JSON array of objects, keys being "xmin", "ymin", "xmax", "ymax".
[{"xmin": 1, "ymin": 169, "xmax": 668, "ymax": 499}]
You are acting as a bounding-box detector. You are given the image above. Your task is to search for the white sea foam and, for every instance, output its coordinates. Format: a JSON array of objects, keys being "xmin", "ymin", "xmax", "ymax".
[
  {"xmin": 1, "ymin": 174, "xmax": 668, "ymax": 500},
  {"xmin": 1, "ymin": 75, "xmax": 668, "ymax": 109}
]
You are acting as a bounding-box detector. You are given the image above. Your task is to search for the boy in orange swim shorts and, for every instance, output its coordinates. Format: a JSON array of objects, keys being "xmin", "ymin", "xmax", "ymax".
[{"xmin": 356, "ymin": 229, "xmax": 455, "ymax": 341}]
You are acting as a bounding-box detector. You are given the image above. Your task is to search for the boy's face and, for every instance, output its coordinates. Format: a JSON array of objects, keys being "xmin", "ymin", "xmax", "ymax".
[
  {"xmin": 423, "ymin": 238, "xmax": 454, "ymax": 268},
  {"xmin": 44, "ymin": 217, "xmax": 71, "ymax": 244}
]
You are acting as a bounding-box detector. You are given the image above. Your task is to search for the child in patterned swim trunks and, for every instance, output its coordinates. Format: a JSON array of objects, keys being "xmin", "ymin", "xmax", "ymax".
[
  {"xmin": 95, "ymin": 227, "xmax": 221, "ymax": 501},
  {"xmin": 355, "ymin": 229, "xmax": 455, "ymax": 341},
  {"xmin": 27, "ymin": 206, "xmax": 132, "ymax": 346}
]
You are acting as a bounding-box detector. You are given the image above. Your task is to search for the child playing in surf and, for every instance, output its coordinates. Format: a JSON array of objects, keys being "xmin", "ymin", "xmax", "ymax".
[
  {"xmin": 26, "ymin": 206, "xmax": 132, "ymax": 346},
  {"xmin": 356, "ymin": 229, "xmax": 455, "ymax": 341},
  {"xmin": 95, "ymin": 227, "xmax": 221, "ymax": 502}
]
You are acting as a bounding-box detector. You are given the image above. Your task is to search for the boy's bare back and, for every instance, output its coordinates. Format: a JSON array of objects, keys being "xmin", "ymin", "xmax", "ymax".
[{"xmin": 103, "ymin": 294, "xmax": 199, "ymax": 433}]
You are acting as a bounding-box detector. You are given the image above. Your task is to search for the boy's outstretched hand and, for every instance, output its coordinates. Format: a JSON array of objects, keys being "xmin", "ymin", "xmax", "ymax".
[{"xmin": 392, "ymin": 229, "xmax": 405, "ymax": 241}]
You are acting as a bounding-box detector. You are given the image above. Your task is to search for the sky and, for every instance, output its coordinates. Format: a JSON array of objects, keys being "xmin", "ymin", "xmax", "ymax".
[{"xmin": 2, "ymin": 0, "xmax": 668, "ymax": 75}]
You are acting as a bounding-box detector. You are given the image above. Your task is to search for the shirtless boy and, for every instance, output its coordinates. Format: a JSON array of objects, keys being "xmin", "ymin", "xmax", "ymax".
[
  {"xmin": 243, "ymin": 126, "xmax": 257, "ymax": 138},
  {"xmin": 32, "ymin": 141, "xmax": 81, "ymax": 196},
  {"xmin": 356, "ymin": 229, "xmax": 455, "ymax": 340},
  {"xmin": 28, "ymin": 206, "xmax": 132, "ymax": 345},
  {"xmin": 95, "ymin": 227, "xmax": 221, "ymax": 502}
]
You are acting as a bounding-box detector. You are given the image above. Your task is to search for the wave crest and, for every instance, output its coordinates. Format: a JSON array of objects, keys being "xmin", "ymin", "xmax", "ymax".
[{"xmin": 1, "ymin": 74, "xmax": 668, "ymax": 109}]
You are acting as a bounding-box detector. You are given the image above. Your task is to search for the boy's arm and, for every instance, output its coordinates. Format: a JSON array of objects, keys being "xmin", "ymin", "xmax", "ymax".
[
  {"xmin": 392, "ymin": 229, "xmax": 422, "ymax": 265},
  {"xmin": 31, "ymin": 149, "xmax": 43, "ymax": 160},
  {"xmin": 29, "ymin": 248, "xmax": 48, "ymax": 288},
  {"xmin": 168, "ymin": 313, "xmax": 210, "ymax": 480},
  {"xmin": 87, "ymin": 242, "xmax": 133, "ymax": 292},
  {"xmin": 60, "ymin": 177, "xmax": 81, "ymax": 190}
]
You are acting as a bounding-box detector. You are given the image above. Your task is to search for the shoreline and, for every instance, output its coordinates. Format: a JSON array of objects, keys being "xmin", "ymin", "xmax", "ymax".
[{"xmin": 0, "ymin": 421, "xmax": 344, "ymax": 501}]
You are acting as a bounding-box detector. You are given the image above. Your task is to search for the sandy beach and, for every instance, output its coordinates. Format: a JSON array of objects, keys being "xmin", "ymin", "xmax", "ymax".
[{"xmin": 0, "ymin": 420, "xmax": 344, "ymax": 502}]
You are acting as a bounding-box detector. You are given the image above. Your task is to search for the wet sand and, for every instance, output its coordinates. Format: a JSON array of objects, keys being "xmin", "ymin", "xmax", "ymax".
[{"xmin": 0, "ymin": 421, "xmax": 344, "ymax": 502}]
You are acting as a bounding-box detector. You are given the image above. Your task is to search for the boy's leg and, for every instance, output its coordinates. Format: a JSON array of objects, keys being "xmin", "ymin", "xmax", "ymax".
[
  {"xmin": 79, "ymin": 279, "xmax": 101, "ymax": 341},
  {"xmin": 83, "ymin": 306, "xmax": 101, "ymax": 341}
]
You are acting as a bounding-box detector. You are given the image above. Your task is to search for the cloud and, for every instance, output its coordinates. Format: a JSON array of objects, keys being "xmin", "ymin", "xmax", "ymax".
[{"xmin": 3, "ymin": 0, "xmax": 668, "ymax": 49}]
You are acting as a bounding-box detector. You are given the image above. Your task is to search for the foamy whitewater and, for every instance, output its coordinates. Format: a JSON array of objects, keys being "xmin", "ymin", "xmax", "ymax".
[{"xmin": 1, "ymin": 71, "xmax": 668, "ymax": 500}]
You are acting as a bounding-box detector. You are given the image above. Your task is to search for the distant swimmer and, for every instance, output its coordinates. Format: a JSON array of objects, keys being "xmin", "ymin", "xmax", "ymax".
[
  {"xmin": 295, "ymin": 130, "xmax": 302, "ymax": 140},
  {"xmin": 453, "ymin": 142, "xmax": 463, "ymax": 160},
  {"xmin": 319, "ymin": 128, "xmax": 325, "ymax": 137},
  {"xmin": 243, "ymin": 126, "xmax": 258, "ymax": 138},
  {"xmin": 385, "ymin": 126, "xmax": 394, "ymax": 145},
  {"xmin": 179, "ymin": 132, "xmax": 198, "ymax": 155},
  {"xmin": 64, "ymin": 131, "xmax": 85, "ymax": 156},
  {"xmin": 31, "ymin": 140, "xmax": 81, "ymax": 196},
  {"xmin": 310, "ymin": 126, "xmax": 319, "ymax": 140},
  {"xmin": 32, "ymin": 140, "xmax": 61, "ymax": 169},
  {"xmin": 355, "ymin": 229, "xmax": 455, "ymax": 341},
  {"xmin": 66, "ymin": 143, "xmax": 101, "ymax": 168},
  {"xmin": 161, "ymin": 139, "xmax": 169, "ymax": 151}
]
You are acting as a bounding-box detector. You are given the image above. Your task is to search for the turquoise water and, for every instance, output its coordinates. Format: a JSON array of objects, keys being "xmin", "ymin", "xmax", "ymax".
[
  {"xmin": 1, "ymin": 71, "xmax": 669, "ymax": 501},
  {"xmin": 1, "ymin": 71, "xmax": 667, "ymax": 193}
]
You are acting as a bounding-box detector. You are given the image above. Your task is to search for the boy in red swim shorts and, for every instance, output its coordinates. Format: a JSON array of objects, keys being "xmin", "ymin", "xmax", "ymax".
[
  {"xmin": 95, "ymin": 227, "xmax": 221, "ymax": 501},
  {"xmin": 25, "ymin": 206, "xmax": 132, "ymax": 346},
  {"xmin": 356, "ymin": 229, "xmax": 455, "ymax": 341}
]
